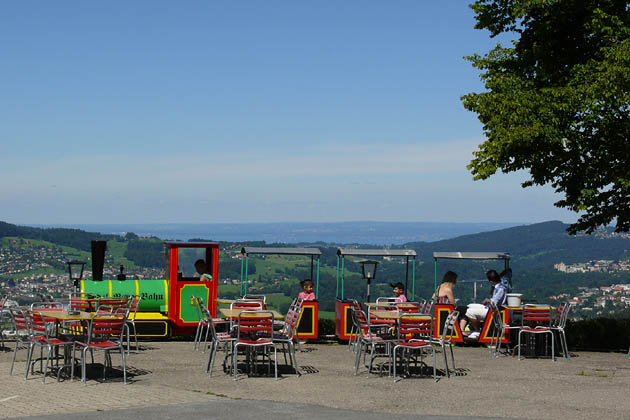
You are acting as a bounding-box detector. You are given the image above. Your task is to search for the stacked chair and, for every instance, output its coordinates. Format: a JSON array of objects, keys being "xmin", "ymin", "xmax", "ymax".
[
  {"xmin": 550, "ymin": 302, "xmax": 571, "ymax": 360},
  {"xmin": 432, "ymin": 310, "xmax": 459, "ymax": 378},
  {"xmin": 123, "ymin": 295, "xmax": 142, "ymax": 353},
  {"xmin": 352, "ymin": 306, "xmax": 389, "ymax": 376},
  {"xmin": 488, "ymin": 301, "xmax": 520, "ymax": 357},
  {"xmin": 205, "ymin": 307, "xmax": 236, "ymax": 376},
  {"xmin": 272, "ymin": 298, "xmax": 302, "ymax": 376}
]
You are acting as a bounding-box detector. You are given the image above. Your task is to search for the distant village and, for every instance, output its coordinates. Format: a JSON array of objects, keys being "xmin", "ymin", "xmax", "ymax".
[
  {"xmin": 0, "ymin": 241, "xmax": 162, "ymax": 302},
  {"xmin": 554, "ymin": 259, "xmax": 630, "ymax": 273},
  {"xmin": 550, "ymin": 284, "xmax": 630, "ymax": 318}
]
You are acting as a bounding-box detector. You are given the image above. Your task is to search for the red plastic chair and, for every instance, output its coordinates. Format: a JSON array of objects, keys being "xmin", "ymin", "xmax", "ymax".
[
  {"xmin": 69, "ymin": 296, "xmax": 94, "ymax": 312},
  {"xmin": 352, "ymin": 307, "xmax": 388, "ymax": 376},
  {"xmin": 72, "ymin": 313, "xmax": 127, "ymax": 384},
  {"xmin": 205, "ymin": 309, "xmax": 236, "ymax": 376},
  {"xmin": 25, "ymin": 312, "xmax": 73, "ymax": 383},
  {"xmin": 29, "ymin": 301, "xmax": 63, "ymax": 330},
  {"xmin": 392, "ymin": 314, "xmax": 436, "ymax": 382},
  {"xmin": 518, "ymin": 305, "xmax": 554, "ymax": 361},
  {"xmin": 229, "ymin": 299, "xmax": 264, "ymax": 333},
  {"xmin": 347, "ymin": 300, "xmax": 368, "ymax": 352},
  {"xmin": 369, "ymin": 300, "xmax": 397, "ymax": 330},
  {"xmin": 233, "ymin": 310, "xmax": 278, "ymax": 380},
  {"xmin": 231, "ymin": 300, "xmax": 264, "ymax": 310},
  {"xmin": 9, "ymin": 308, "xmax": 33, "ymax": 378},
  {"xmin": 30, "ymin": 301, "xmax": 63, "ymax": 311},
  {"xmin": 97, "ymin": 297, "xmax": 128, "ymax": 314},
  {"xmin": 397, "ymin": 302, "xmax": 422, "ymax": 313}
]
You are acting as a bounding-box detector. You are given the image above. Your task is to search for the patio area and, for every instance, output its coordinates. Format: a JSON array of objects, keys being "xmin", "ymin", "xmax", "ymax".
[{"xmin": 1, "ymin": 341, "xmax": 630, "ymax": 419}]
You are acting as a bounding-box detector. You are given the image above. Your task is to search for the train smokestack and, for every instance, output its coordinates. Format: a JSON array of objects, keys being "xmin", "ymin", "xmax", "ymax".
[{"xmin": 91, "ymin": 240, "xmax": 107, "ymax": 281}]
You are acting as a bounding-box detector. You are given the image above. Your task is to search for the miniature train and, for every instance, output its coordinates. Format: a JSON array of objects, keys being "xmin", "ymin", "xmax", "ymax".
[{"xmin": 81, "ymin": 241, "xmax": 218, "ymax": 338}]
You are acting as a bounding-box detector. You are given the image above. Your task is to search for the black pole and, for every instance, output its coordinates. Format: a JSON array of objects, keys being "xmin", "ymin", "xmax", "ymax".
[{"xmin": 367, "ymin": 277, "xmax": 371, "ymax": 304}]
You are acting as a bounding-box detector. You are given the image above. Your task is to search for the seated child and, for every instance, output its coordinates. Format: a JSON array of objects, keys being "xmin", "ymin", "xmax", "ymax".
[
  {"xmin": 390, "ymin": 282, "xmax": 407, "ymax": 303},
  {"xmin": 298, "ymin": 279, "xmax": 316, "ymax": 301},
  {"xmin": 194, "ymin": 259, "xmax": 213, "ymax": 281}
]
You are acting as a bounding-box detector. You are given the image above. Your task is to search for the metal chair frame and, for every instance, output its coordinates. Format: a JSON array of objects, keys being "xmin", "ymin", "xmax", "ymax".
[
  {"xmin": 550, "ymin": 302, "xmax": 571, "ymax": 360},
  {"xmin": 123, "ymin": 295, "xmax": 142, "ymax": 353},
  {"xmin": 24, "ymin": 311, "xmax": 74, "ymax": 383},
  {"xmin": 72, "ymin": 312, "xmax": 127, "ymax": 384},
  {"xmin": 352, "ymin": 307, "xmax": 389, "ymax": 376},
  {"xmin": 232, "ymin": 310, "xmax": 278, "ymax": 380},
  {"xmin": 192, "ymin": 296, "xmax": 208, "ymax": 351},
  {"xmin": 272, "ymin": 300, "xmax": 301, "ymax": 376},
  {"xmin": 9, "ymin": 308, "xmax": 34, "ymax": 378},
  {"xmin": 347, "ymin": 300, "xmax": 364, "ymax": 352},
  {"xmin": 488, "ymin": 302, "xmax": 521, "ymax": 357},
  {"xmin": 432, "ymin": 310, "xmax": 459, "ymax": 378},
  {"xmin": 205, "ymin": 309, "xmax": 236, "ymax": 376},
  {"xmin": 392, "ymin": 314, "xmax": 436, "ymax": 382},
  {"xmin": 518, "ymin": 306, "xmax": 555, "ymax": 361}
]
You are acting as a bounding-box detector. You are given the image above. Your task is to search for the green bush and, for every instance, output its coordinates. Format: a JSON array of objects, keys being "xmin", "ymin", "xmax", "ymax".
[
  {"xmin": 566, "ymin": 318, "xmax": 630, "ymax": 351},
  {"xmin": 318, "ymin": 318, "xmax": 335, "ymax": 337}
]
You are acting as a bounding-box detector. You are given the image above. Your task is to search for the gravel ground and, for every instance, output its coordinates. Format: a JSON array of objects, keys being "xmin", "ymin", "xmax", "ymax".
[{"xmin": 1, "ymin": 341, "xmax": 629, "ymax": 419}]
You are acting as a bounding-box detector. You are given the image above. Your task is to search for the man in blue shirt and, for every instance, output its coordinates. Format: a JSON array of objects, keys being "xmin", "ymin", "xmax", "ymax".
[{"xmin": 460, "ymin": 269, "xmax": 510, "ymax": 337}]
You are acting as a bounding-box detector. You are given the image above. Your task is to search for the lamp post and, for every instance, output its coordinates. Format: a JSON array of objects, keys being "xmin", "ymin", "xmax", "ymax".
[
  {"xmin": 67, "ymin": 260, "xmax": 86, "ymax": 292},
  {"xmin": 359, "ymin": 259, "xmax": 379, "ymax": 303}
]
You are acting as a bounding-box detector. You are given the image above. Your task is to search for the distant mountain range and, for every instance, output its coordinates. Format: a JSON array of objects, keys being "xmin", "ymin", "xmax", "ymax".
[
  {"xmin": 5, "ymin": 221, "xmax": 628, "ymax": 269},
  {"xmin": 408, "ymin": 221, "xmax": 630, "ymax": 269},
  {"xmin": 26, "ymin": 221, "xmax": 523, "ymax": 245}
]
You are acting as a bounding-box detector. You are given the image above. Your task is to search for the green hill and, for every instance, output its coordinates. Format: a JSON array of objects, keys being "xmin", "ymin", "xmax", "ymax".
[
  {"xmin": 0, "ymin": 221, "xmax": 119, "ymax": 252},
  {"xmin": 3, "ymin": 220, "xmax": 630, "ymax": 313},
  {"xmin": 404, "ymin": 221, "xmax": 630, "ymax": 304},
  {"xmin": 408, "ymin": 221, "xmax": 630, "ymax": 267}
]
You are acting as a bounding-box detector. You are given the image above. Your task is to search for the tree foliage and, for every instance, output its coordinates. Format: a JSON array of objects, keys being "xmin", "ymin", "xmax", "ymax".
[
  {"xmin": 462, "ymin": 0, "xmax": 630, "ymax": 234},
  {"xmin": 124, "ymin": 239, "xmax": 164, "ymax": 267},
  {"xmin": 0, "ymin": 221, "xmax": 118, "ymax": 251}
]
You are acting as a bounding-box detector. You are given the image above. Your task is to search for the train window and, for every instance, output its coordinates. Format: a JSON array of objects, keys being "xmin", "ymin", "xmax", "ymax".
[{"xmin": 177, "ymin": 248, "xmax": 208, "ymax": 280}]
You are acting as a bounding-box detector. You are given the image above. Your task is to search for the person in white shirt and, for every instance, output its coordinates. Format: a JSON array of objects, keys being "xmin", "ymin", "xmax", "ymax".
[{"xmin": 460, "ymin": 269, "xmax": 511, "ymax": 336}]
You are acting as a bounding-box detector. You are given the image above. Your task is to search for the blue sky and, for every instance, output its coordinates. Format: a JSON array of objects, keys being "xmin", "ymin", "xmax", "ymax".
[{"xmin": 1, "ymin": 1, "xmax": 578, "ymax": 225}]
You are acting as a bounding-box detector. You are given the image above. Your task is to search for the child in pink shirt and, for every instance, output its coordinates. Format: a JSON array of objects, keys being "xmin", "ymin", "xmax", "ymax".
[
  {"xmin": 390, "ymin": 282, "xmax": 407, "ymax": 303},
  {"xmin": 298, "ymin": 279, "xmax": 316, "ymax": 301}
]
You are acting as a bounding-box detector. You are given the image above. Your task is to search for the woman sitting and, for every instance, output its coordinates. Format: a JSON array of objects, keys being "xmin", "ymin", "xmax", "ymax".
[{"xmin": 432, "ymin": 270, "xmax": 457, "ymax": 305}]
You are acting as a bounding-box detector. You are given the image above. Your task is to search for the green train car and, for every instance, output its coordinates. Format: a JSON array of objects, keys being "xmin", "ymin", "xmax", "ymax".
[{"xmin": 81, "ymin": 242, "xmax": 219, "ymax": 338}]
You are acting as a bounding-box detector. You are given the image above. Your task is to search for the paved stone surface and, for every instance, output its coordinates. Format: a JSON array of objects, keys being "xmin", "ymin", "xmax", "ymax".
[
  {"xmin": 6, "ymin": 400, "xmax": 526, "ymax": 420},
  {"xmin": 0, "ymin": 341, "xmax": 629, "ymax": 419}
]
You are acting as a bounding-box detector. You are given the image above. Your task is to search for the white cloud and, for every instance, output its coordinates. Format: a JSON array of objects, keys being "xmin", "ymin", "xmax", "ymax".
[{"xmin": 1, "ymin": 138, "xmax": 482, "ymax": 193}]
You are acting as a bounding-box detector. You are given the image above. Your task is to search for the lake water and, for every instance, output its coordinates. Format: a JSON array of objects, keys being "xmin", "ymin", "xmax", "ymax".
[{"xmin": 33, "ymin": 221, "xmax": 523, "ymax": 245}]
